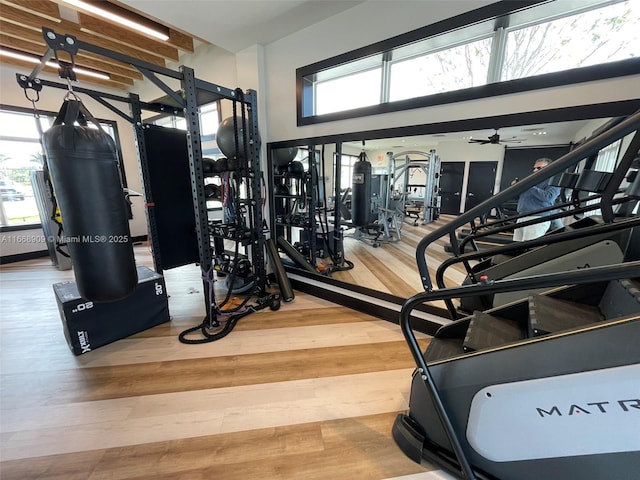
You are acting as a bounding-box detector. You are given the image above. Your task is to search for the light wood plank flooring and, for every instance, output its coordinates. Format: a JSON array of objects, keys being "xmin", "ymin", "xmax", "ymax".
[
  {"xmin": 330, "ymin": 214, "xmax": 470, "ymax": 299},
  {"xmin": 0, "ymin": 246, "xmax": 456, "ymax": 479}
]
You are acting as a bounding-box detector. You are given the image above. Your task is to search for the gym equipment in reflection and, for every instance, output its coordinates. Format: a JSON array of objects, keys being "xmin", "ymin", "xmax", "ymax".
[
  {"xmin": 392, "ymin": 110, "xmax": 640, "ymax": 480},
  {"xmin": 17, "ymin": 27, "xmax": 289, "ymax": 347},
  {"xmin": 441, "ymin": 146, "xmax": 640, "ymax": 314},
  {"xmin": 345, "ymin": 149, "xmax": 441, "ymax": 247},
  {"xmin": 391, "ymin": 149, "xmax": 441, "ymax": 226},
  {"xmin": 347, "ymin": 150, "xmax": 389, "ymax": 247},
  {"xmin": 268, "ymin": 145, "xmax": 353, "ymax": 275}
]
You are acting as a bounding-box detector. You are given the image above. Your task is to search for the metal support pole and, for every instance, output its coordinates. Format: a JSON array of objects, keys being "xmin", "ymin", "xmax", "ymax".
[
  {"xmin": 181, "ymin": 66, "xmax": 212, "ymax": 312},
  {"xmin": 334, "ymin": 143, "xmax": 343, "ymax": 231},
  {"xmin": 245, "ymin": 90, "xmax": 267, "ymax": 295},
  {"xmin": 27, "ymin": 48, "xmax": 55, "ymax": 81},
  {"xmin": 308, "ymin": 145, "xmax": 318, "ymax": 266},
  {"xmin": 129, "ymin": 93, "xmax": 162, "ymax": 274}
]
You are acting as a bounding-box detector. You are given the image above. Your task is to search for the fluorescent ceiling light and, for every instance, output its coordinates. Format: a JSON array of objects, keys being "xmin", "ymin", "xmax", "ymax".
[
  {"xmin": 0, "ymin": 48, "xmax": 110, "ymax": 80},
  {"xmin": 63, "ymin": 0, "xmax": 170, "ymax": 41}
]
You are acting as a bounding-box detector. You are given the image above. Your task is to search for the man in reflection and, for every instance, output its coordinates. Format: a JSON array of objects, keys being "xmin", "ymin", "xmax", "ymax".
[{"xmin": 513, "ymin": 157, "xmax": 561, "ymax": 241}]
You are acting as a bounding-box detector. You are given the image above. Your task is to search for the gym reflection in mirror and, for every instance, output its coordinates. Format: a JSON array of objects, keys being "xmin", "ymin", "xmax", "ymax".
[{"xmin": 267, "ymin": 114, "xmax": 633, "ymax": 302}]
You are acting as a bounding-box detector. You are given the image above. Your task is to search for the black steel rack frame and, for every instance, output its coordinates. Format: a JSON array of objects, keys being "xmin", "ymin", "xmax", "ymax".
[
  {"xmin": 267, "ymin": 145, "xmax": 322, "ymax": 266},
  {"xmin": 16, "ymin": 27, "xmax": 267, "ymax": 317}
]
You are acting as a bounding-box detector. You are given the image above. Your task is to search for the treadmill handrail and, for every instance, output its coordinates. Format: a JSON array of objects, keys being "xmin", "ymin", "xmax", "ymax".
[
  {"xmin": 416, "ymin": 110, "xmax": 640, "ymax": 291},
  {"xmin": 435, "ymin": 215, "xmax": 640, "ymax": 318},
  {"xmin": 458, "ymin": 194, "xmax": 633, "ymax": 255},
  {"xmin": 458, "ymin": 194, "xmax": 598, "ymax": 254}
]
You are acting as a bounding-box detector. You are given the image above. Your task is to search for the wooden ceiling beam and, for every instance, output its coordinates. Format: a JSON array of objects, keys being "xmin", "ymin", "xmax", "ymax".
[
  {"xmin": 6, "ymin": 0, "xmax": 185, "ymax": 61},
  {"xmin": 1, "ymin": 39, "xmax": 134, "ymax": 86},
  {"xmin": 0, "ymin": 23, "xmax": 143, "ymax": 80},
  {"xmin": 0, "ymin": 3, "xmax": 168, "ymax": 67},
  {"xmin": 101, "ymin": 71, "xmax": 133, "ymax": 86},
  {"xmin": 168, "ymin": 29, "xmax": 194, "ymax": 53},
  {"xmin": 0, "ymin": 0, "xmax": 203, "ymax": 92},
  {"xmin": 2, "ymin": 56, "xmax": 129, "ymax": 90},
  {"xmin": 106, "ymin": 0, "xmax": 195, "ymax": 53},
  {"xmin": 0, "ymin": 0, "xmax": 60, "ymax": 21},
  {"xmin": 78, "ymin": 13, "xmax": 180, "ymax": 61}
]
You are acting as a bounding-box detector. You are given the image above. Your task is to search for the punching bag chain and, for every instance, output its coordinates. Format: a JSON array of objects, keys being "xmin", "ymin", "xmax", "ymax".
[{"xmin": 21, "ymin": 81, "xmax": 71, "ymax": 260}]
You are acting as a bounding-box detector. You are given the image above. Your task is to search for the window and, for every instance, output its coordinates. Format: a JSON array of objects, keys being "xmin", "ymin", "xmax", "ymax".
[
  {"xmin": 389, "ymin": 36, "xmax": 493, "ymax": 101},
  {"xmin": 0, "ymin": 109, "xmax": 50, "ymax": 227},
  {"xmin": 298, "ymin": 0, "xmax": 639, "ymax": 124},
  {"xmin": 0, "ymin": 107, "xmax": 126, "ymax": 229},
  {"xmin": 150, "ymin": 101, "xmax": 222, "ymax": 157},
  {"xmin": 501, "ymin": 2, "xmax": 640, "ymax": 81},
  {"xmin": 593, "ymin": 139, "xmax": 622, "ymax": 173},
  {"xmin": 585, "ymin": 138, "xmax": 622, "ymax": 216},
  {"xmin": 316, "ymin": 67, "xmax": 382, "ymax": 115},
  {"xmin": 200, "ymin": 102, "xmax": 221, "ymax": 157},
  {"xmin": 336, "ymin": 154, "xmax": 359, "ymax": 190}
]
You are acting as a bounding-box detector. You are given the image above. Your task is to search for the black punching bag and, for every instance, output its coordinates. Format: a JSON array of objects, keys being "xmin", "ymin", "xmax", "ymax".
[
  {"xmin": 43, "ymin": 99, "xmax": 137, "ymax": 302},
  {"xmin": 351, "ymin": 153, "xmax": 372, "ymax": 227}
]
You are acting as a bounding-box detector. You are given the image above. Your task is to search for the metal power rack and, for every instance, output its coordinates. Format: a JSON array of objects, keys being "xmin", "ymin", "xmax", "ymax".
[
  {"xmin": 17, "ymin": 27, "xmax": 267, "ymax": 317},
  {"xmin": 268, "ymin": 146, "xmax": 321, "ymax": 265},
  {"xmin": 392, "ymin": 150, "xmax": 441, "ymax": 225}
]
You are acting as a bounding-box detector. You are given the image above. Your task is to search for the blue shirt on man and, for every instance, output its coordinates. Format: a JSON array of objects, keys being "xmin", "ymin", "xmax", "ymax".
[{"xmin": 516, "ymin": 180, "xmax": 561, "ymax": 217}]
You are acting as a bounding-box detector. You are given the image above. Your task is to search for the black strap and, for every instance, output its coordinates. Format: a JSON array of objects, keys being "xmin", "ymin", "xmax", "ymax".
[
  {"xmin": 53, "ymin": 99, "xmax": 105, "ymax": 148},
  {"xmin": 26, "ymin": 94, "xmax": 69, "ymax": 259}
]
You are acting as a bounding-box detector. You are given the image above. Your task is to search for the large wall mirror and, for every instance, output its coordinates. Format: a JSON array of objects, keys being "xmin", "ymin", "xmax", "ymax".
[{"xmin": 267, "ymin": 100, "xmax": 640, "ymax": 326}]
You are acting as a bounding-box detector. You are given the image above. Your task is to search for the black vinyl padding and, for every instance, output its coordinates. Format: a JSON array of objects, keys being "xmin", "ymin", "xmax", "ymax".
[
  {"xmin": 142, "ymin": 125, "xmax": 200, "ymax": 270},
  {"xmin": 43, "ymin": 100, "xmax": 137, "ymax": 302}
]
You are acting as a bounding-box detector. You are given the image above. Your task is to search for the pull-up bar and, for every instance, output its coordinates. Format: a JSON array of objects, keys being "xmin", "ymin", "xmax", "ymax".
[
  {"xmin": 21, "ymin": 27, "xmax": 239, "ymax": 104},
  {"xmin": 14, "ymin": 26, "xmax": 263, "ymax": 317}
]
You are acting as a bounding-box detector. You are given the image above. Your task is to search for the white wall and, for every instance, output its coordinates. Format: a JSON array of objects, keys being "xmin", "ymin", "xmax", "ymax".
[
  {"xmin": 132, "ymin": 42, "xmax": 237, "ymax": 106},
  {"xmin": 259, "ymin": 0, "xmax": 639, "ymax": 214},
  {"xmin": 263, "ymin": 1, "xmax": 640, "ymax": 143},
  {"xmin": 234, "ymin": 44, "xmax": 269, "ymax": 174}
]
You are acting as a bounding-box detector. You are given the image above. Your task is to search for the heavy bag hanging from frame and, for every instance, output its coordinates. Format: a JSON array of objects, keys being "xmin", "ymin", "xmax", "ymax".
[
  {"xmin": 351, "ymin": 152, "xmax": 372, "ymax": 227},
  {"xmin": 43, "ymin": 98, "xmax": 137, "ymax": 302}
]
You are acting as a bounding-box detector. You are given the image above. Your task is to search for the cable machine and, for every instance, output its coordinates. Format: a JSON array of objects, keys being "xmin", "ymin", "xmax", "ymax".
[
  {"xmin": 390, "ymin": 150, "xmax": 441, "ymax": 226},
  {"xmin": 16, "ymin": 27, "xmax": 282, "ymax": 343},
  {"xmin": 268, "ymin": 143, "xmax": 353, "ymax": 274}
]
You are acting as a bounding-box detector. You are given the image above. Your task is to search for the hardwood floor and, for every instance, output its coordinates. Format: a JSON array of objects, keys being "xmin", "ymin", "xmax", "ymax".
[
  {"xmin": 0, "ymin": 246, "xmax": 458, "ymax": 480},
  {"xmin": 330, "ymin": 214, "xmax": 470, "ymax": 299}
]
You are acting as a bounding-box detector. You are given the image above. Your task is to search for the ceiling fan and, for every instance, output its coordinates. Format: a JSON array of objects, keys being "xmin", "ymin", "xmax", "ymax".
[{"xmin": 468, "ymin": 129, "xmax": 523, "ymax": 145}]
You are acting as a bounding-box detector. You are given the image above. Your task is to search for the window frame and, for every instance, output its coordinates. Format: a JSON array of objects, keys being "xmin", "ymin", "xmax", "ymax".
[
  {"xmin": 296, "ymin": 0, "xmax": 640, "ymax": 126},
  {"xmin": 333, "ymin": 153, "xmax": 359, "ymax": 191},
  {"xmin": 386, "ymin": 34, "xmax": 495, "ymax": 102},
  {"xmin": 147, "ymin": 101, "xmax": 222, "ymax": 157}
]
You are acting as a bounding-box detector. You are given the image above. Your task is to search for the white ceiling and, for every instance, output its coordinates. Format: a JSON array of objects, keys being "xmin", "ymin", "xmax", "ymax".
[
  {"xmin": 119, "ymin": 0, "xmax": 365, "ymax": 53},
  {"xmin": 343, "ymin": 119, "xmax": 596, "ymax": 151}
]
